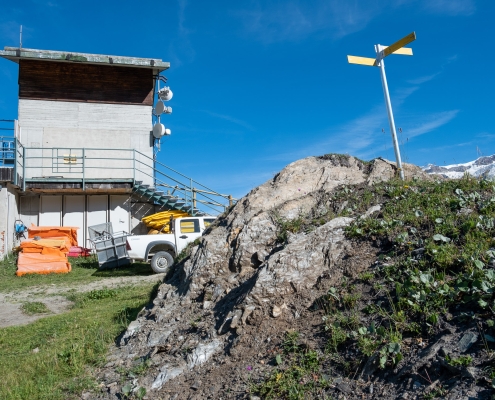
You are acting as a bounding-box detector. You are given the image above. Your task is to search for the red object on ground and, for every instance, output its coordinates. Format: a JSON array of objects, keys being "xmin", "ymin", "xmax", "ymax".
[{"xmin": 68, "ymin": 246, "xmax": 92, "ymax": 257}]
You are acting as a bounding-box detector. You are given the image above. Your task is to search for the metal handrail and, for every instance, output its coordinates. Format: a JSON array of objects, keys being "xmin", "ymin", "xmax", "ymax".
[
  {"xmin": 0, "ymin": 136, "xmax": 15, "ymax": 167},
  {"xmin": 18, "ymin": 145, "xmax": 236, "ymax": 214}
]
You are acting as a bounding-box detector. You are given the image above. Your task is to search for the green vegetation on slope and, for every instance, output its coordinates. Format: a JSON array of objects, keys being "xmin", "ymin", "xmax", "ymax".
[
  {"xmin": 257, "ymin": 176, "xmax": 495, "ymax": 399},
  {"xmin": 0, "ymin": 283, "xmax": 159, "ymax": 400}
]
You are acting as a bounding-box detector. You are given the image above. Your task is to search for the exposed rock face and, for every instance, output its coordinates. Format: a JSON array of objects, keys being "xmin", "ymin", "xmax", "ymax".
[{"xmin": 97, "ymin": 155, "xmax": 431, "ymax": 398}]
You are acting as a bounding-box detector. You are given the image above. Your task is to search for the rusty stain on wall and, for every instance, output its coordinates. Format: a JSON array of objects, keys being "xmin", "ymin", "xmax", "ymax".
[{"xmin": 0, "ymin": 230, "xmax": 5, "ymax": 256}]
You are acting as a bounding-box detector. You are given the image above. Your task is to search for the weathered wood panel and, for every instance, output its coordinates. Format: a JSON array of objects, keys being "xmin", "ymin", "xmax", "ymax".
[{"xmin": 19, "ymin": 60, "xmax": 154, "ymax": 105}]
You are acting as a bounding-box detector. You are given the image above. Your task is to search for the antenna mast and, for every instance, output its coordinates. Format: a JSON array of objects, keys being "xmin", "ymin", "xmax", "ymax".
[{"xmin": 19, "ymin": 25, "xmax": 22, "ymax": 49}]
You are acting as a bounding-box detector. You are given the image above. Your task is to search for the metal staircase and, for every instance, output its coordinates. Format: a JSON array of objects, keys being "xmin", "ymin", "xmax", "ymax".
[{"xmin": 132, "ymin": 181, "xmax": 207, "ymax": 216}]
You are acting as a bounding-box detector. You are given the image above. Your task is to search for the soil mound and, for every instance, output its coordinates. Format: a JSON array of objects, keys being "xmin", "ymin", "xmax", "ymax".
[{"xmin": 95, "ymin": 155, "xmax": 494, "ymax": 400}]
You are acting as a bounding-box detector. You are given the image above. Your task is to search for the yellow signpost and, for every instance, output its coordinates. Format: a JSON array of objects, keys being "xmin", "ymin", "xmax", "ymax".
[{"xmin": 347, "ymin": 32, "xmax": 417, "ymax": 180}]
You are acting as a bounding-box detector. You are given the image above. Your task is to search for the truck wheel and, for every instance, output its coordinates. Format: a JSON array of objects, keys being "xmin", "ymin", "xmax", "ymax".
[{"xmin": 150, "ymin": 251, "xmax": 174, "ymax": 274}]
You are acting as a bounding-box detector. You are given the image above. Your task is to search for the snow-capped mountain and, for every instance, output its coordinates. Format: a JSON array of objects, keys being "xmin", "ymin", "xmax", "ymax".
[{"xmin": 423, "ymin": 155, "xmax": 495, "ymax": 179}]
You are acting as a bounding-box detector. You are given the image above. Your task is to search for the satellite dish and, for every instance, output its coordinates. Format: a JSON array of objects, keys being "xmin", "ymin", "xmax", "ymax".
[
  {"xmin": 158, "ymin": 87, "xmax": 173, "ymax": 101},
  {"xmin": 155, "ymin": 100, "xmax": 165, "ymax": 115},
  {"xmin": 153, "ymin": 123, "xmax": 165, "ymax": 139},
  {"xmin": 164, "ymin": 128, "xmax": 171, "ymax": 136}
]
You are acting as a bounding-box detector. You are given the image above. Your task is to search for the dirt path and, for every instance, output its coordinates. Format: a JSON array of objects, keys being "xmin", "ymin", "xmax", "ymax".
[{"xmin": 0, "ymin": 273, "xmax": 165, "ymax": 328}]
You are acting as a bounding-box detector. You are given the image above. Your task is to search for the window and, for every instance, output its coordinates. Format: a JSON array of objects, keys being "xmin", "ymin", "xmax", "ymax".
[
  {"xmin": 180, "ymin": 219, "xmax": 200, "ymax": 234},
  {"xmin": 204, "ymin": 218, "xmax": 215, "ymax": 228}
]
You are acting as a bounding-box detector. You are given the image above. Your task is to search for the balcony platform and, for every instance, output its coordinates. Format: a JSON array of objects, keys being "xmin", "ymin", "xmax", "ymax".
[{"xmin": 22, "ymin": 178, "xmax": 134, "ymax": 194}]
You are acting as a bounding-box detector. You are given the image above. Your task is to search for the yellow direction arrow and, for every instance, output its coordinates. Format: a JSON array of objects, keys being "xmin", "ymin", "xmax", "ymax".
[
  {"xmin": 348, "ymin": 47, "xmax": 413, "ymax": 67},
  {"xmin": 347, "ymin": 55, "xmax": 377, "ymax": 66},
  {"xmin": 382, "ymin": 32, "xmax": 416, "ymax": 58},
  {"xmin": 388, "ymin": 47, "xmax": 413, "ymax": 56}
]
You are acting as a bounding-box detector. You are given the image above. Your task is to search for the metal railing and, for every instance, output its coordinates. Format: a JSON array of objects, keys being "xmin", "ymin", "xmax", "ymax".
[
  {"xmin": 0, "ymin": 119, "xmax": 15, "ymax": 167},
  {"xmin": 16, "ymin": 145, "xmax": 235, "ymax": 215},
  {"xmin": 0, "ymin": 136, "xmax": 15, "ymax": 166}
]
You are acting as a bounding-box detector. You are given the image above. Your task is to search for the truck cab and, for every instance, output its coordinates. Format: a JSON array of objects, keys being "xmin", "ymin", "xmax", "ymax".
[{"xmin": 126, "ymin": 216, "xmax": 215, "ymax": 273}]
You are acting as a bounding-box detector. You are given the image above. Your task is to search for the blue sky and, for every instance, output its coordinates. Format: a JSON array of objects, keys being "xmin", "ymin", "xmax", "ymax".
[{"xmin": 0, "ymin": 0, "xmax": 494, "ymax": 198}]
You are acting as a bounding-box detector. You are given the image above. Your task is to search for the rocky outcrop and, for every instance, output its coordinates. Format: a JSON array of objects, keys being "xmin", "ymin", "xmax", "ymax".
[{"xmin": 95, "ymin": 155, "xmax": 431, "ymax": 398}]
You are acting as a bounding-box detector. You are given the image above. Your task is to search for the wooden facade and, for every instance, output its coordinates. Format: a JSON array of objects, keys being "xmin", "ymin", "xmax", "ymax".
[{"xmin": 19, "ymin": 60, "xmax": 154, "ymax": 105}]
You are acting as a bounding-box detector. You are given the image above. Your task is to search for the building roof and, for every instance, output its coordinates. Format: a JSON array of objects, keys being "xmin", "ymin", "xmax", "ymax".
[{"xmin": 0, "ymin": 47, "xmax": 169, "ymax": 71}]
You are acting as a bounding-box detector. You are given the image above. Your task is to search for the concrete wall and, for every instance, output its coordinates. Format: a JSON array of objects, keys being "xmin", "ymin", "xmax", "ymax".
[
  {"xmin": 0, "ymin": 183, "xmax": 19, "ymax": 259},
  {"xmin": 18, "ymin": 100, "xmax": 153, "ymax": 185},
  {"xmin": 18, "ymin": 194, "xmax": 156, "ymax": 248}
]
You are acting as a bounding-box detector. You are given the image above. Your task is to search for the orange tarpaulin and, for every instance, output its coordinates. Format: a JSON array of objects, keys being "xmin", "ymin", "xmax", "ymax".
[
  {"xmin": 16, "ymin": 226, "xmax": 77, "ymax": 276},
  {"xmin": 16, "ymin": 252, "xmax": 71, "ymax": 276},
  {"xmin": 20, "ymin": 239, "xmax": 69, "ymax": 253},
  {"xmin": 28, "ymin": 225, "xmax": 78, "ymax": 247}
]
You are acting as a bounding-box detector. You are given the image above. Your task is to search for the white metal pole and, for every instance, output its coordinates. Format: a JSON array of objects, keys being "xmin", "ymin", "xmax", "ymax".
[{"xmin": 375, "ymin": 45, "xmax": 404, "ymax": 180}]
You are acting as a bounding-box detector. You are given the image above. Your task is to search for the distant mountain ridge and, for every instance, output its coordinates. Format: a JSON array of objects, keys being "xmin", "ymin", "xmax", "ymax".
[{"xmin": 423, "ymin": 154, "xmax": 495, "ymax": 178}]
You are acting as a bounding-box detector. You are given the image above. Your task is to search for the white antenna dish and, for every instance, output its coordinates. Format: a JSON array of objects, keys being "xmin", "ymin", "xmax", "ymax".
[
  {"xmin": 153, "ymin": 123, "xmax": 165, "ymax": 139},
  {"xmin": 158, "ymin": 87, "xmax": 173, "ymax": 101},
  {"xmin": 155, "ymin": 100, "xmax": 165, "ymax": 115},
  {"xmin": 155, "ymin": 101, "xmax": 172, "ymax": 115},
  {"xmin": 164, "ymin": 128, "xmax": 171, "ymax": 136}
]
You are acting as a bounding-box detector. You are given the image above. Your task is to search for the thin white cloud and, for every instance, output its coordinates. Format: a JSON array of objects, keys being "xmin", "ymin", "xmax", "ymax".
[
  {"xmin": 32, "ymin": 0, "xmax": 58, "ymax": 7},
  {"xmin": 264, "ymin": 84, "xmax": 421, "ymax": 162},
  {"xmin": 235, "ymin": 1, "xmax": 388, "ymax": 44},
  {"xmin": 394, "ymin": 87, "xmax": 420, "ymax": 104},
  {"xmin": 264, "ymin": 105, "xmax": 385, "ymax": 162},
  {"xmin": 417, "ymin": 141, "xmax": 474, "ymax": 154},
  {"xmin": 422, "ymin": 0, "xmax": 476, "ymax": 16},
  {"xmin": 236, "ymin": 0, "xmax": 476, "ymax": 44},
  {"xmin": 203, "ymin": 111, "xmax": 255, "ymax": 131},
  {"xmin": 406, "ymin": 110, "xmax": 459, "ymax": 138},
  {"xmin": 0, "ymin": 21, "xmax": 23, "ymax": 45},
  {"xmin": 178, "ymin": 0, "xmax": 191, "ymax": 36},
  {"xmin": 407, "ymin": 73, "xmax": 441, "ymax": 85},
  {"xmin": 407, "ymin": 54, "xmax": 458, "ymax": 85},
  {"xmin": 476, "ymin": 132, "xmax": 495, "ymax": 140},
  {"xmin": 265, "ymin": 90, "xmax": 456, "ymax": 163},
  {"xmin": 168, "ymin": 0, "xmax": 195, "ymax": 68}
]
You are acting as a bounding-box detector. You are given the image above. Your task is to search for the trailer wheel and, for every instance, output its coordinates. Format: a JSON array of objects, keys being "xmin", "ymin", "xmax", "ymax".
[{"xmin": 150, "ymin": 251, "xmax": 174, "ymax": 274}]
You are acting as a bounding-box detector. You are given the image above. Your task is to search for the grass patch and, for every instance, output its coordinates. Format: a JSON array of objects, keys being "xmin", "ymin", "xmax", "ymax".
[
  {"xmin": 21, "ymin": 301, "xmax": 51, "ymax": 315},
  {"xmin": 0, "ymin": 282, "xmax": 159, "ymax": 400},
  {"xmin": 254, "ymin": 331, "xmax": 330, "ymax": 399},
  {"xmin": 0, "ymin": 255, "xmax": 154, "ymax": 293}
]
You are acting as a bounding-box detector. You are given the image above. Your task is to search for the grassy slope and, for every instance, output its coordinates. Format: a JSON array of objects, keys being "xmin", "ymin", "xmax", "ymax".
[
  {"xmin": 0, "ymin": 256, "xmax": 159, "ymax": 399},
  {"xmin": 0, "ymin": 284, "xmax": 159, "ymax": 399},
  {"xmin": 255, "ymin": 176, "xmax": 495, "ymax": 399}
]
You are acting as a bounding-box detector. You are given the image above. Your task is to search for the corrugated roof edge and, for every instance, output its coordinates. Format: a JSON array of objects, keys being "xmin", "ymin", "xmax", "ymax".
[{"xmin": 0, "ymin": 47, "xmax": 169, "ymax": 71}]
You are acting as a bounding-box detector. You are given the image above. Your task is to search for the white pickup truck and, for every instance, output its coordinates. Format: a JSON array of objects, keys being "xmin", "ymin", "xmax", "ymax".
[{"xmin": 126, "ymin": 216, "xmax": 215, "ymax": 274}]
